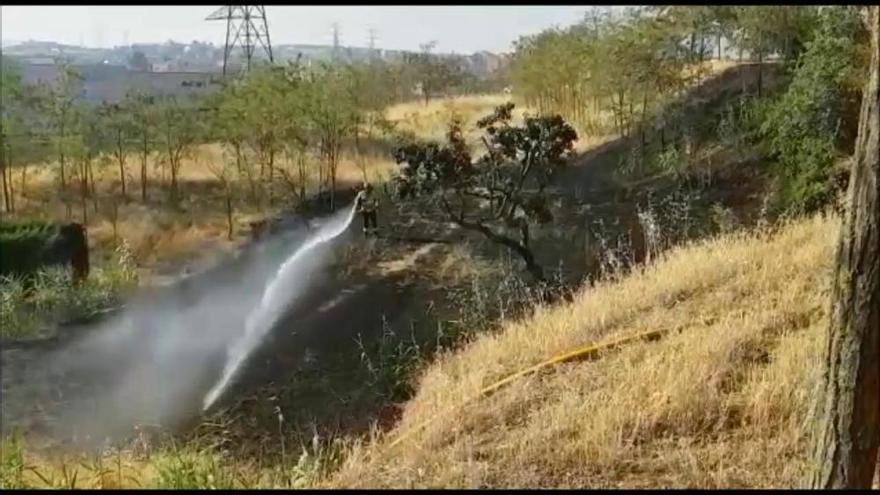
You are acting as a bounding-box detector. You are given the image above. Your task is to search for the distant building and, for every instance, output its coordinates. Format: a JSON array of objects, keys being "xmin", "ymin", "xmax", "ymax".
[{"xmin": 17, "ymin": 63, "xmax": 222, "ymax": 104}]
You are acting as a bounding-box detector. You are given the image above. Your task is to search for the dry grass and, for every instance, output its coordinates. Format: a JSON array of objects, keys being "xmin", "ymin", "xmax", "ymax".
[
  {"xmin": 386, "ymin": 94, "xmax": 614, "ymax": 157},
  {"xmin": 3, "ymin": 141, "xmax": 397, "ymax": 277},
  {"xmin": 327, "ymin": 214, "xmax": 837, "ymax": 489}
]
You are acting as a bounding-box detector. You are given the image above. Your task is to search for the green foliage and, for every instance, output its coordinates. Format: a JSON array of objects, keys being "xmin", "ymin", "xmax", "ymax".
[
  {"xmin": 0, "ymin": 221, "xmax": 59, "ymax": 278},
  {"xmin": 759, "ymin": 6, "xmax": 864, "ymax": 213},
  {"xmin": 403, "ymin": 43, "xmax": 469, "ymax": 105},
  {"xmin": 511, "ymin": 6, "xmax": 713, "ymax": 137},
  {"xmin": 393, "ymin": 103, "xmax": 577, "ymax": 281},
  {"xmin": 0, "ymin": 433, "xmax": 27, "ymax": 489},
  {"xmin": 153, "ymin": 446, "xmax": 236, "ymax": 489},
  {"xmin": 356, "ymin": 320, "xmax": 421, "ymax": 404},
  {"xmin": 0, "ymin": 240, "xmax": 138, "ymax": 339}
]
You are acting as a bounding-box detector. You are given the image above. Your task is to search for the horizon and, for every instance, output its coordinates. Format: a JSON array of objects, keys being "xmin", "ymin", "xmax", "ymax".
[{"xmin": 0, "ymin": 5, "xmax": 621, "ymax": 55}]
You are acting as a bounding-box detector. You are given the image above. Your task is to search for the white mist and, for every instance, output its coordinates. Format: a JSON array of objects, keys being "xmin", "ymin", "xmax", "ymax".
[{"xmin": 202, "ymin": 203, "xmax": 358, "ymax": 411}]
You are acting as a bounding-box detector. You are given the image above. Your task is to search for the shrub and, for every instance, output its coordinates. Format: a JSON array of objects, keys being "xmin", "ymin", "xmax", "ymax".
[{"xmin": 759, "ymin": 6, "xmax": 864, "ymax": 213}]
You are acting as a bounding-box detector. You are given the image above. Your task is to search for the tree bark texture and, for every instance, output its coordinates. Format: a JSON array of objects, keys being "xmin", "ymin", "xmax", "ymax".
[{"xmin": 808, "ymin": 6, "xmax": 880, "ymax": 489}]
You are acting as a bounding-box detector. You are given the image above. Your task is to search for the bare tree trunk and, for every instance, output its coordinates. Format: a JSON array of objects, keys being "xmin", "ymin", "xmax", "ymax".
[
  {"xmin": 141, "ymin": 145, "xmax": 149, "ymax": 202},
  {"xmin": 267, "ymin": 149, "xmax": 275, "ymax": 207},
  {"xmin": 225, "ymin": 189, "xmax": 234, "ymax": 241},
  {"xmin": 80, "ymin": 159, "xmax": 89, "ymax": 224},
  {"xmin": 117, "ymin": 131, "xmax": 127, "ymax": 199},
  {"xmin": 1, "ymin": 157, "xmax": 8, "ymax": 213},
  {"xmin": 19, "ymin": 162, "xmax": 28, "ymax": 201},
  {"xmin": 808, "ymin": 7, "xmax": 880, "ymax": 489},
  {"xmin": 1, "ymin": 144, "xmax": 12, "ymax": 213},
  {"xmin": 88, "ymin": 156, "xmax": 99, "ymax": 214}
]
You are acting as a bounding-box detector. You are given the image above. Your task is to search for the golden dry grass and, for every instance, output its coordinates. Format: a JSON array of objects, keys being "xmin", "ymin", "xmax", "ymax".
[
  {"xmin": 386, "ymin": 94, "xmax": 613, "ymax": 157},
  {"xmin": 327, "ymin": 214, "xmax": 838, "ymax": 489},
  {"xmin": 3, "ymin": 141, "xmax": 396, "ymax": 276}
]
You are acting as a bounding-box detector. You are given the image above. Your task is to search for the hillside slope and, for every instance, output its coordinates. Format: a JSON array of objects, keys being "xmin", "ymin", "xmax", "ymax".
[{"xmin": 329, "ymin": 214, "xmax": 837, "ymax": 489}]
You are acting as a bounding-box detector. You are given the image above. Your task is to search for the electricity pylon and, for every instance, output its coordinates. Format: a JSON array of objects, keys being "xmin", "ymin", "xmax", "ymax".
[{"xmin": 207, "ymin": 5, "xmax": 274, "ymax": 75}]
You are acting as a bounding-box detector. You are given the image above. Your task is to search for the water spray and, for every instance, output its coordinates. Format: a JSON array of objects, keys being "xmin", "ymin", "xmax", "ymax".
[{"xmin": 202, "ymin": 203, "xmax": 358, "ymax": 412}]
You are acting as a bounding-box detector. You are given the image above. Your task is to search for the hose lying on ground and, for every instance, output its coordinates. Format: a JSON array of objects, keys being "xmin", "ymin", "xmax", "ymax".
[{"xmin": 386, "ymin": 325, "xmax": 679, "ymax": 450}]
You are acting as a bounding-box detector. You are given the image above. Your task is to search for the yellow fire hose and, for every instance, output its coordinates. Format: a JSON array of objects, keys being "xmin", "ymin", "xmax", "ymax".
[{"xmin": 386, "ymin": 325, "xmax": 676, "ymax": 450}]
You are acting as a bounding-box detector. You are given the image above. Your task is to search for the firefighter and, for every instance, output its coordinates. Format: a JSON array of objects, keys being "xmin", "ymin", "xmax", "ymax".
[{"xmin": 355, "ymin": 182, "xmax": 379, "ymax": 237}]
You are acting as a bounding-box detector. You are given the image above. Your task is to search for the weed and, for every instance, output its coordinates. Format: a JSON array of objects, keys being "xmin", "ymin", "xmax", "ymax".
[
  {"xmin": 0, "ymin": 432, "xmax": 27, "ymax": 489},
  {"xmin": 153, "ymin": 443, "xmax": 236, "ymax": 489}
]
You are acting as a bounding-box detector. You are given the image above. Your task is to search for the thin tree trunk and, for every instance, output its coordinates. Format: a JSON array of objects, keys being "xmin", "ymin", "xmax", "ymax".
[
  {"xmin": 117, "ymin": 131, "xmax": 127, "ymax": 198},
  {"xmin": 267, "ymin": 149, "xmax": 275, "ymax": 207},
  {"xmin": 59, "ymin": 121, "xmax": 67, "ymax": 189},
  {"xmin": 1, "ymin": 143, "xmax": 11, "ymax": 213},
  {"xmin": 757, "ymin": 48, "xmax": 764, "ymax": 98},
  {"xmin": 80, "ymin": 159, "xmax": 89, "ymax": 224},
  {"xmin": 141, "ymin": 143, "xmax": 149, "ymax": 202},
  {"xmin": 19, "ymin": 162, "xmax": 27, "ymax": 200},
  {"xmin": 88, "ymin": 156, "xmax": 98, "ymax": 214},
  {"xmin": 1, "ymin": 156, "xmax": 8, "ymax": 213},
  {"xmin": 225, "ymin": 189, "xmax": 234, "ymax": 241},
  {"xmin": 808, "ymin": 6, "xmax": 880, "ymax": 489},
  {"xmin": 59, "ymin": 151, "xmax": 67, "ymax": 190}
]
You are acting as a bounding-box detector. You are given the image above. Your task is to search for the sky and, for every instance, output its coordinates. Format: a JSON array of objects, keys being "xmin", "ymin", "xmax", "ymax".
[{"xmin": 0, "ymin": 5, "xmax": 607, "ymax": 54}]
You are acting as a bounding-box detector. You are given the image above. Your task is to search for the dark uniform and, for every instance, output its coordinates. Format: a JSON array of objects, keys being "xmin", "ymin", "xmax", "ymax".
[{"xmin": 355, "ymin": 185, "xmax": 379, "ymax": 237}]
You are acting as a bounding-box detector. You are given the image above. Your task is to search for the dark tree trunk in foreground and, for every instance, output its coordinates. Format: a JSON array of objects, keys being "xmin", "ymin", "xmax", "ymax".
[{"xmin": 808, "ymin": 6, "xmax": 880, "ymax": 489}]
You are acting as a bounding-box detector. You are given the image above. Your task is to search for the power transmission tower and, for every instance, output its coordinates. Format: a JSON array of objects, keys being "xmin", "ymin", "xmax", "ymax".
[
  {"xmin": 368, "ymin": 27, "xmax": 379, "ymax": 59},
  {"xmin": 332, "ymin": 23, "xmax": 341, "ymax": 62},
  {"xmin": 368, "ymin": 27, "xmax": 377, "ymax": 50},
  {"xmin": 207, "ymin": 5, "xmax": 274, "ymax": 76}
]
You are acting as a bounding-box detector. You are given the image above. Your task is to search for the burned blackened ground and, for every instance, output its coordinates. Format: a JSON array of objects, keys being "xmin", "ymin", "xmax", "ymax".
[{"xmin": 1, "ymin": 63, "xmax": 787, "ymax": 457}]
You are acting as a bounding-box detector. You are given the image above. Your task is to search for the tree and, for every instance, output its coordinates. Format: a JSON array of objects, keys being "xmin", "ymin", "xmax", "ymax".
[
  {"xmin": 0, "ymin": 56, "xmax": 23, "ymax": 213},
  {"xmin": 392, "ymin": 103, "xmax": 578, "ymax": 283},
  {"xmin": 760, "ymin": 6, "xmax": 865, "ymax": 213},
  {"xmin": 45, "ymin": 60, "xmax": 84, "ymax": 191},
  {"xmin": 404, "ymin": 42, "xmax": 466, "ymax": 106},
  {"xmin": 126, "ymin": 90, "xmax": 158, "ymax": 202},
  {"xmin": 303, "ymin": 63, "xmax": 360, "ymax": 210},
  {"xmin": 731, "ymin": 7, "xmax": 818, "ymax": 95},
  {"xmin": 100, "ymin": 101, "xmax": 136, "ymax": 199},
  {"xmin": 808, "ymin": 5, "xmax": 879, "ymax": 489},
  {"xmin": 157, "ymin": 96, "xmax": 200, "ymax": 201}
]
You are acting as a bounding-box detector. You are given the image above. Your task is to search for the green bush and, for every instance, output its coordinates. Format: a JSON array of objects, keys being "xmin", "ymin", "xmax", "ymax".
[
  {"xmin": 759, "ymin": 6, "xmax": 863, "ymax": 213},
  {"xmin": 0, "ymin": 433, "xmax": 27, "ymax": 489},
  {"xmin": 0, "ymin": 240, "xmax": 138, "ymax": 339},
  {"xmin": 0, "ymin": 222, "xmax": 57, "ymax": 278}
]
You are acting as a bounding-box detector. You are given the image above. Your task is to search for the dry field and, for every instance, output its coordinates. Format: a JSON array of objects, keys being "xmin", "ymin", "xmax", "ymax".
[{"xmin": 328, "ymin": 214, "xmax": 837, "ymax": 489}]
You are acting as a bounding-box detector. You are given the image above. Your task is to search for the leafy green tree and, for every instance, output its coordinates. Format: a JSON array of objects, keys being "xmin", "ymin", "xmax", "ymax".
[
  {"xmin": 731, "ymin": 7, "xmax": 819, "ymax": 95},
  {"xmin": 45, "ymin": 60, "xmax": 85, "ymax": 191},
  {"xmin": 1, "ymin": 56, "xmax": 23, "ymax": 212},
  {"xmin": 303, "ymin": 63, "xmax": 361, "ymax": 210},
  {"xmin": 404, "ymin": 42, "xmax": 467, "ymax": 106},
  {"xmin": 125, "ymin": 90, "xmax": 159, "ymax": 202},
  {"xmin": 157, "ymin": 96, "xmax": 201, "ymax": 201},
  {"xmin": 99, "ymin": 100, "xmax": 137, "ymax": 199},
  {"xmin": 760, "ymin": 6, "xmax": 865, "ymax": 213},
  {"xmin": 392, "ymin": 103, "xmax": 578, "ymax": 282}
]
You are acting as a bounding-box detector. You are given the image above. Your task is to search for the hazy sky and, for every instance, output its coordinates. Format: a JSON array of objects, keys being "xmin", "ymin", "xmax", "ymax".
[{"xmin": 0, "ymin": 5, "xmax": 604, "ymax": 54}]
